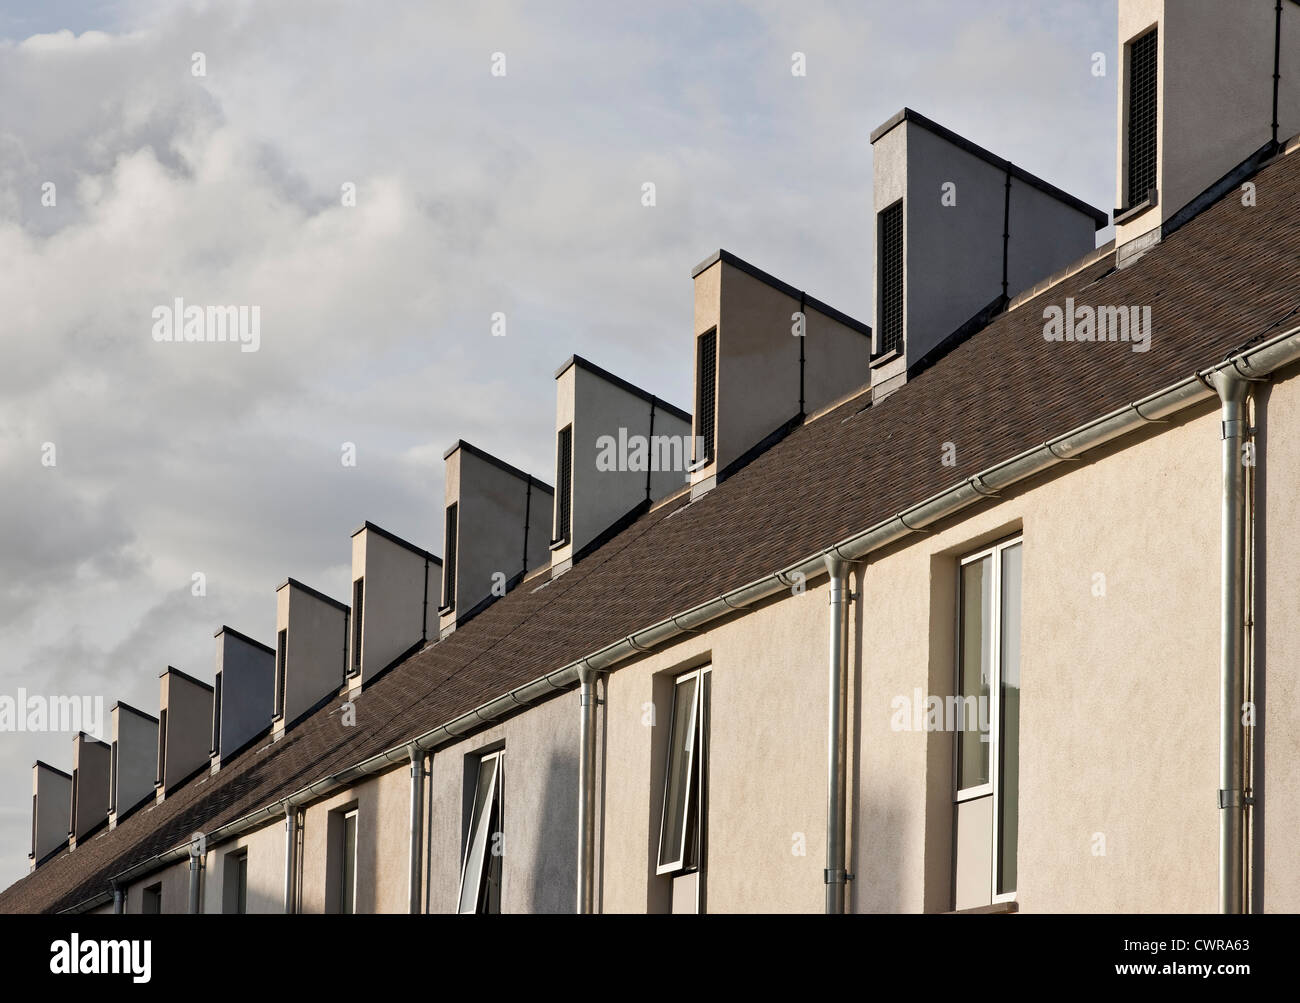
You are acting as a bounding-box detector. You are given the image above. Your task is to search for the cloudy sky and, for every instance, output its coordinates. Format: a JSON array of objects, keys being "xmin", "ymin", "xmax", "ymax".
[{"xmin": 0, "ymin": 0, "xmax": 1117, "ymax": 889}]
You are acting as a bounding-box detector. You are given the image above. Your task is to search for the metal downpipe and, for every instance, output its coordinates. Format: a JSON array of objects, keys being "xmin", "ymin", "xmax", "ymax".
[
  {"xmin": 187, "ymin": 853, "xmax": 202, "ymax": 914},
  {"xmin": 283, "ymin": 803, "xmax": 298, "ymax": 915},
  {"xmin": 408, "ymin": 744, "xmax": 425, "ymax": 914},
  {"xmin": 1213, "ymin": 368, "xmax": 1252, "ymax": 914},
  {"xmin": 824, "ymin": 553, "xmax": 851, "ymax": 913},
  {"xmin": 577, "ymin": 665, "xmax": 599, "ymax": 914}
]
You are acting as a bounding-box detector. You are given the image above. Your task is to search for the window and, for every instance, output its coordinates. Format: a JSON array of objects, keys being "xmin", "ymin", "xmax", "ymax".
[
  {"xmin": 694, "ymin": 330, "xmax": 717, "ymax": 467},
  {"xmin": 274, "ymin": 629, "xmax": 287, "ymax": 720},
  {"xmin": 1126, "ymin": 27, "xmax": 1158, "ymax": 207},
  {"xmin": 657, "ymin": 665, "xmax": 711, "ymax": 882},
  {"xmin": 156, "ymin": 709, "xmax": 168, "ymax": 787},
  {"xmin": 442, "ymin": 504, "xmax": 458, "ymax": 611},
  {"xmin": 458, "ymin": 749, "xmax": 503, "ymax": 914},
  {"xmin": 142, "ymin": 882, "xmax": 162, "ymax": 915},
  {"xmin": 324, "ymin": 805, "xmax": 359, "ymax": 914},
  {"xmin": 222, "ymin": 849, "xmax": 248, "ymax": 914},
  {"xmin": 877, "ymin": 200, "xmax": 904, "ymax": 357},
  {"xmin": 350, "ymin": 578, "xmax": 364, "ymax": 677},
  {"xmin": 953, "ymin": 537, "xmax": 1022, "ymax": 909},
  {"xmin": 554, "ymin": 425, "xmax": 573, "ymax": 545},
  {"xmin": 211, "ymin": 673, "xmax": 222, "ymax": 756},
  {"xmin": 340, "ymin": 810, "xmax": 357, "ymax": 914}
]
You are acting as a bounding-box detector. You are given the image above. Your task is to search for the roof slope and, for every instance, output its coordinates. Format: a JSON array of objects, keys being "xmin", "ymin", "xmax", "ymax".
[{"xmin": 5, "ymin": 145, "xmax": 1300, "ymax": 914}]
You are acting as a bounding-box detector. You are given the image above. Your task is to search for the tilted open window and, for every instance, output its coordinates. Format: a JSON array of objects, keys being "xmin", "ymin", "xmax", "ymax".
[
  {"xmin": 657, "ymin": 665, "xmax": 711, "ymax": 877},
  {"xmin": 458, "ymin": 749, "xmax": 503, "ymax": 914}
]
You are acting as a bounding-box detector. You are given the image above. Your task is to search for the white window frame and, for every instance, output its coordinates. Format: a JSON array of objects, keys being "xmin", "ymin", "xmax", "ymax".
[
  {"xmin": 656, "ymin": 665, "xmax": 710, "ymax": 877},
  {"xmin": 458, "ymin": 748, "xmax": 503, "ymax": 914},
  {"xmin": 340, "ymin": 808, "xmax": 358, "ymax": 915},
  {"xmin": 954, "ymin": 536, "xmax": 1021, "ymax": 906}
]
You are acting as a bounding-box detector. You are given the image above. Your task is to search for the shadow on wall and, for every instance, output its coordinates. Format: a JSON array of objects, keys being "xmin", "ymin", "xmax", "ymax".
[{"xmin": 529, "ymin": 750, "xmax": 578, "ymax": 913}]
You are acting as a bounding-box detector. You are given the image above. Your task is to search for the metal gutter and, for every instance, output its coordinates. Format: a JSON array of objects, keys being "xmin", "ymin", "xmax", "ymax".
[{"xmin": 78, "ymin": 320, "xmax": 1300, "ymax": 913}]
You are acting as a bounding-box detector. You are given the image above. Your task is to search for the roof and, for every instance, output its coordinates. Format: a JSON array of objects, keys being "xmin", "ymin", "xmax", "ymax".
[{"xmin": 5, "ymin": 144, "xmax": 1300, "ymax": 915}]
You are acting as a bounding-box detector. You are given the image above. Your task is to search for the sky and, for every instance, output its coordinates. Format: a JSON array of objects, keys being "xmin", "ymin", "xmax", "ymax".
[{"xmin": 0, "ymin": 0, "xmax": 1118, "ymax": 890}]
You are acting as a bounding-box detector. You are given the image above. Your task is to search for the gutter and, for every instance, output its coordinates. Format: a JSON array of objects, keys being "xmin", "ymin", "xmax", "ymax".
[{"xmin": 77, "ymin": 320, "xmax": 1300, "ymax": 914}]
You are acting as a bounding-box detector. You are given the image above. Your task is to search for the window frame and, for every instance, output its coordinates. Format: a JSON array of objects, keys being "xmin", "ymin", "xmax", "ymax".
[
  {"xmin": 656, "ymin": 664, "xmax": 711, "ymax": 877},
  {"xmin": 457, "ymin": 748, "xmax": 504, "ymax": 914},
  {"xmin": 952, "ymin": 535, "xmax": 1022, "ymax": 906},
  {"xmin": 340, "ymin": 808, "xmax": 358, "ymax": 915}
]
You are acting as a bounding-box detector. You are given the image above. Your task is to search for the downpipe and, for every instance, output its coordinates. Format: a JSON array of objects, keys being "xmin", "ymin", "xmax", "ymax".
[
  {"xmin": 283, "ymin": 802, "xmax": 298, "ymax": 914},
  {"xmin": 1213, "ymin": 368, "xmax": 1254, "ymax": 914},
  {"xmin": 577, "ymin": 664, "xmax": 599, "ymax": 914},
  {"xmin": 187, "ymin": 850, "xmax": 202, "ymax": 914},
  {"xmin": 408, "ymin": 744, "xmax": 426, "ymax": 914},
  {"xmin": 824, "ymin": 553, "xmax": 852, "ymax": 913}
]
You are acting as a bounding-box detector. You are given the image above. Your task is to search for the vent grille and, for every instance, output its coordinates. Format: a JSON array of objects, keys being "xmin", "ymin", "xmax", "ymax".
[
  {"xmin": 555, "ymin": 426, "xmax": 573, "ymax": 544},
  {"xmin": 443, "ymin": 504, "xmax": 458, "ymax": 610},
  {"xmin": 351, "ymin": 578, "xmax": 364, "ymax": 676},
  {"xmin": 109, "ymin": 741, "xmax": 118, "ymax": 812},
  {"xmin": 1127, "ymin": 28, "xmax": 1158, "ymax": 205},
  {"xmin": 211, "ymin": 674, "xmax": 222, "ymax": 755},
  {"xmin": 696, "ymin": 329, "xmax": 717, "ymax": 466},
  {"xmin": 69, "ymin": 769, "xmax": 78, "ymax": 836},
  {"xmin": 878, "ymin": 200, "xmax": 904, "ymax": 357},
  {"xmin": 274, "ymin": 630, "xmax": 287, "ymax": 720},
  {"xmin": 156, "ymin": 709, "xmax": 168, "ymax": 787}
]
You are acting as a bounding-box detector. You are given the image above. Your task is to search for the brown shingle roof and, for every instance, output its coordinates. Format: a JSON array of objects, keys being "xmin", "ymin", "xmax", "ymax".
[{"xmin": 5, "ymin": 145, "xmax": 1300, "ymax": 914}]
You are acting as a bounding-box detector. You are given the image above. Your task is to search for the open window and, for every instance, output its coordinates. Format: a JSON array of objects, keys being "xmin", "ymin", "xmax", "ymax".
[
  {"xmin": 458, "ymin": 749, "xmax": 503, "ymax": 914},
  {"xmin": 142, "ymin": 882, "xmax": 162, "ymax": 915},
  {"xmin": 656, "ymin": 665, "xmax": 711, "ymax": 912},
  {"xmin": 952, "ymin": 537, "xmax": 1022, "ymax": 909}
]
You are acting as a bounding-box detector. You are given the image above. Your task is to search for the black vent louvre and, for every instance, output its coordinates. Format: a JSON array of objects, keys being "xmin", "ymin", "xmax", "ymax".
[
  {"xmin": 274, "ymin": 630, "xmax": 287, "ymax": 720},
  {"xmin": 696, "ymin": 329, "xmax": 717, "ymax": 466},
  {"xmin": 1127, "ymin": 28, "xmax": 1158, "ymax": 205},
  {"xmin": 555, "ymin": 426, "xmax": 573, "ymax": 544},
  {"xmin": 443, "ymin": 504, "xmax": 458, "ymax": 610},
  {"xmin": 109, "ymin": 741, "xmax": 118, "ymax": 812},
  {"xmin": 211, "ymin": 673, "xmax": 222, "ymax": 755},
  {"xmin": 69, "ymin": 769, "xmax": 78, "ymax": 835},
  {"xmin": 351, "ymin": 578, "xmax": 364, "ymax": 675},
  {"xmin": 878, "ymin": 200, "xmax": 904, "ymax": 357},
  {"xmin": 156, "ymin": 709, "xmax": 167, "ymax": 786}
]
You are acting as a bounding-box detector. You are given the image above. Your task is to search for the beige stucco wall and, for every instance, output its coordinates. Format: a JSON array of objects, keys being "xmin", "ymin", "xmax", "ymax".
[
  {"xmin": 425, "ymin": 690, "xmax": 578, "ymax": 914},
  {"xmin": 296, "ymin": 767, "xmax": 409, "ymax": 914},
  {"xmin": 599, "ymin": 379, "xmax": 1253, "ymax": 912},
  {"xmin": 601, "ymin": 583, "xmax": 830, "ymax": 913},
  {"xmin": 201, "ymin": 816, "xmax": 285, "ymax": 914}
]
